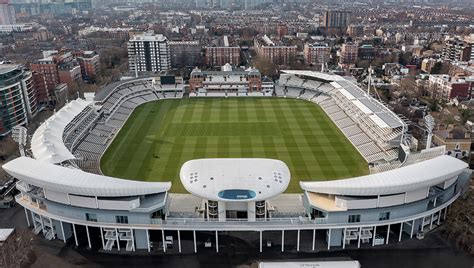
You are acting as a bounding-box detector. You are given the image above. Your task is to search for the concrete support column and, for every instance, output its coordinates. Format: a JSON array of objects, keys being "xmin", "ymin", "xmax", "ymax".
[
  {"xmin": 281, "ymin": 230, "xmax": 285, "ymax": 252},
  {"xmin": 327, "ymin": 229, "xmax": 331, "ymax": 250},
  {"xmin": 178, "ymin": 230, "xmax": 182, "ymax": 253},
  {"xmin": 100, "ymin": 227, "xmax": 105, "ymax": 249},
  {"xmin": 116, "ymin": 228, "xmax": 120, "ymax": 251},
  {"xmin": 146, "ymin": 230, "xmax": 151, "ymax": 252},
  {"xmin": 312, "ymin": 229, "xmax": 316, "ymax": 251},
  {"xmin": 259, "ymin": 231, "xmax": 262, "ymax": 253},
  {"xmin": 24, "ymin": 208, "xmax": 30, "ymax": 227},
  {"xmin": 430, "ymin": 214, "xmax": 434, "ymax": 230},
  {"xmin": 372, "ymin": 226, "xmax": 377, "ymax": 246},
  {"xmin": 130, "ymin": 229, "xmax": 135, "ymax": 251},
  {"xmin": 296, "ymin": 229, "xmax": 300, "ymax": 252},
  {"xmin": 193, "ymin": 230, "xmax": 197, "ymax": 253},
  {"xmin": 342, "ymin": 228, "xmax": 346, "ymax": 249},
  {"xmin": 410, "ymin": 220, "xmax": 415, "ymax": 238},
  {"xmin": 162, "ymin": 229, "xmax": 166, "ymax": 253},
  {"xmin": 72, "ymin": 224, "xmax": 78, "ymax": 246},
  {"xmin": 86, "ymin": 226, "xmax": 91, "ymax": 249},
  {"xmin": 399, "ymin": 222, "xmax": 403, "ymax": 242},
  {"xmin": 437, "ymin": 210, "xmax": 442, "ymax": 225},
  {"xmin": 444, "ymin": 207, "xmax": 448, "ymax": 220},
  {"xmin": 39, "ymin": 215, "xmax": 45, "ymax": 234},
  {"xmin": 215, "ymin": 230, "xmax": 218, "ymax": 253},
  {"xmin": 30, "ymin": 211, "xmax": 36, "ymax": 229},
  {"xmin": 357, "ymin": 227, "xmax": 362, "ymax": 248},
  {"xmin": 60, "ymin": 221, "xmax": 66, "ymax": 243},
  {"xmin": 386, "ymin": 225, "xmax": 391, "ymax": 245}
]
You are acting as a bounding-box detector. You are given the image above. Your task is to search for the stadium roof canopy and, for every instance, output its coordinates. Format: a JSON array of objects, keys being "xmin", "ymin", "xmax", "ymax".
[
  {"xmin": 281, "ymin": 70, "xmax": 343, "ymax": 82},
  {"xmin": 180, "ymin": 158, "xmax": 290, "ymax": 202},
  {"xmin": 280, "ymin": 70, "xmax": 405, "ymax": 129},
  {"xmin": 3, "ymin": 157, "xmax": 171, "ymax": 197},
  {"xmin": 300, "ymin": 155, "xmax": 468, "ymax": 196},
  {"xmin": 31, "ymin": 98, "xmax": 91, "ymax": 164},
  {"xmin": 333, "ymin": 80, "xmax": 404, "ymax": 129}
]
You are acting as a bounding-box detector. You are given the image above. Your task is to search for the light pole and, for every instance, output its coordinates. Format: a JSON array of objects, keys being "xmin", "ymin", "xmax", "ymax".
[
  {"xmin": 424, "ymin": 114, "xmax": 435, "ymax": 150},
  {"xmin": 12, "ymin": 126, "xmax": 28, "ymax": 157}
]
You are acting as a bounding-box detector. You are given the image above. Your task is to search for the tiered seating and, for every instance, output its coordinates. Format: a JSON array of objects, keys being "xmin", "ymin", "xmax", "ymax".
[
  {"xmin": 275, "ymin": 86, "xmax": 285, "ymax": 96},
  {"xmin": 299, "ymin": 89, "xmax": 317, "ymax": 100},
  {"xmin": 285, "ymin": 87, "xmax": 302, "ymax": 98},
  {"xmin": 349, "ymin": 133, "xmax": 372, "ymax": 146},
  {"xmin": 63, "ymin": 108, "xmax": 100, "ymax": 151},
  {"xmin": 70, "ymin": 80, "xmax": 183, "ymax": 174},
  {"xmin": 334, "ymin": 117, "xmax": 355, "ymax": 129}
]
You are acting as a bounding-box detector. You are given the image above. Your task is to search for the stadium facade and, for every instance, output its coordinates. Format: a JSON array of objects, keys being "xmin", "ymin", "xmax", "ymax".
[{"xmin": 2, "ymin": 71, "xmax": 472, "ymax": 253}]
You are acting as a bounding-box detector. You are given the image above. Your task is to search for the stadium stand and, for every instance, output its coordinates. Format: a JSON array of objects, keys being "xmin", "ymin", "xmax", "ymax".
[
  {"xmin": 58, "ymin": 78, "xmax": 184, "ymax": 173},
  {"xmin": 277, "ymin": 71, "xmax": 407, "ymax": 164}
]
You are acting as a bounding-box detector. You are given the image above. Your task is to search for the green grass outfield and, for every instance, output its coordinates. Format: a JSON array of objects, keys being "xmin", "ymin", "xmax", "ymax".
[{"xmin": 101, "ymin": 97, "xmax": 368, "ymax": 193}]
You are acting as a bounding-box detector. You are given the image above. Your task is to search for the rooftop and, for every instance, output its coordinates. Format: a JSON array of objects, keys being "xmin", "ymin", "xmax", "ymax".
[
  {"xmin": 180, "ymin": 158, "xmax": 291, "ymax": 202},
  {"xmin": 130, "ymin": 33, "xmax": 167, "ymax": 42},
  {"xmin": 0, "ymin": 64, "xmax": 19, "ymax": 75},
  {"xmin": 300, "ymin": 155, "xmax": 468, "ymax": 196},
  {"xmin": 3, "ymin": 157, "xmax": 171, "ymax": 197}
]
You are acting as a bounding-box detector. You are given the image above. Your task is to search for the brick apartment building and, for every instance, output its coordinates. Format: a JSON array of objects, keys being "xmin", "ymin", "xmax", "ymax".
[
  {"xmin": 205, "ymin": 36, "xmax": 240, "ymax": 67},
  {"xmin": 304, "ymin": 43, "xmax": 330, "ymax": 66},
  {"xmin": 254, "ymin": 35, "xmax": 297, "ymax": 66}
]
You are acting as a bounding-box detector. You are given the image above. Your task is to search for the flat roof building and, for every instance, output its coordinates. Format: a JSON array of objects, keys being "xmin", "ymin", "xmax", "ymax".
[{"xmin": 128, "ymin": 32, "xmax": 171, "ymax": 73}]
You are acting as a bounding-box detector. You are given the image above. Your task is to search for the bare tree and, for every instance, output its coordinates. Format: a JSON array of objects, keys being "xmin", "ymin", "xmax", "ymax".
[{"xmin": 0, "ymin": 230, "xmax": 35, "ymax": 268}]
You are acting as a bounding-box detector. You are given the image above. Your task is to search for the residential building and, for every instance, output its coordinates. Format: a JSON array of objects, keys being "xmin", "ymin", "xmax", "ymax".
[
  {"xmin": 76, "ymin": 51, "xmax": 100, "ymax": 82},
  {"xmin": 277, "ymin": 24, "xmax": 288, "ymax": 40},
  {"xmin": 433, "ymin": 125, "xmax": 471, "ymax": 160},
  {"xmin": 169, "ymin": 40, "xmax": 202, "ymax": 68},
  {"xmin": 322, "ymin": 10, "xmax": 350, "ymax": 30},
  {"xmin": 347, "ymin": 24, "xmax": 364, "ymax": 38},
  {"xmin": 30, "ymin": 51, "xmax": 82, "ymax": 102},
  {"xmin": 340, "ymin": 43, "xmax": 359, "ymax": 65},
  {"xmin": 254, "ymin": 35, "xmax": 297, "ymax": 66},
  {"xmin": 358, "ymin": 45, "xmax": 376, "ymax": 61},
  {"xmin": 128, "ymin": 32, "xmax": 171, "ymax": 73},
  {"xmin": 427, "ymin": 74, "xmax": 472, "ymax": 101},
  {"xmin": 205, "ymin": 36, "xmax": 240, "ymax": 67},
  {"xmin": 0, "ymin": 64, "xmax": 37, "ymax": 136},
  {"xmin": 0, "ymin": 1, "xmax": 16, "ymax": 25},
  {"xmin": 442, "ymin": 38, "xmax": 472, "ymax": 62},
  {"xmin": 304, "ymin": 43, "xmax": 330, "ymax": 66}
]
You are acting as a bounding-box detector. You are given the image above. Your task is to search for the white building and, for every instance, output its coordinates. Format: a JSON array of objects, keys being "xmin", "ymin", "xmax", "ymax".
[
  {"xmin": 128, "ymin": 32, "xmax": 171, "ymax": 74},
  {"xmin": 180, "ymin": 158, "xmax": 290, "ymax": 221}
]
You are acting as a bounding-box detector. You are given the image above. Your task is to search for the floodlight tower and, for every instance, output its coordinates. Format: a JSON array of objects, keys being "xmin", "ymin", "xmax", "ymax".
[
  {"xmin": 424, "ymin": 114, "xmax": 435, "ymax": 150},
  {"xmin": 11, "ymin": 126, "xmax": 28, "ymax": 157}
]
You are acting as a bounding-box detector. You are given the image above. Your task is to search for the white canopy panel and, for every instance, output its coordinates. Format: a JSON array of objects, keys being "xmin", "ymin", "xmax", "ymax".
[
  {"xmin": 31, "ymin": 99, "xmax": 92, "ymax": 164},
  {"xmin": 3, "ymin": 157, "xmax": 171, "ymax": 197},
  {"xmin": 338, "ymin": 87, "xmax": 356, "ymax": 100},
  {"xmin": 352, "ymin": 99, "xmax": 373, "ymax": 114},
  {"xmin": 369, "ymin": 114, "xmax": 390, "ymax": 129},
  {"xmin": 180, "ymin": 158, "xmax": 290, "ymax": 201},
  {"xmin": 280, "ymin": 70, "xmax": 343, "ymax": 82},
  {"xmin": 300, "ymin": 155, "xmax": 468, "ymax": 196}
]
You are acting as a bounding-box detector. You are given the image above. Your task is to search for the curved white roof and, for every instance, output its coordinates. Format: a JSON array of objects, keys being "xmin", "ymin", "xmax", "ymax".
[
  {"xmin": 300, "ymin": 155, "xmax": 468, "ymax": 196},
  {"xmin": 3, "ymin": 157, "xmax": 171, "ymax": 197},
  {"xmin": 180, "ymin": 158, "xmax": 290, "ymax": 201},
  {"xmin": 31, "ymin": 99, "xmax": 91, "ymax": 164}
]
